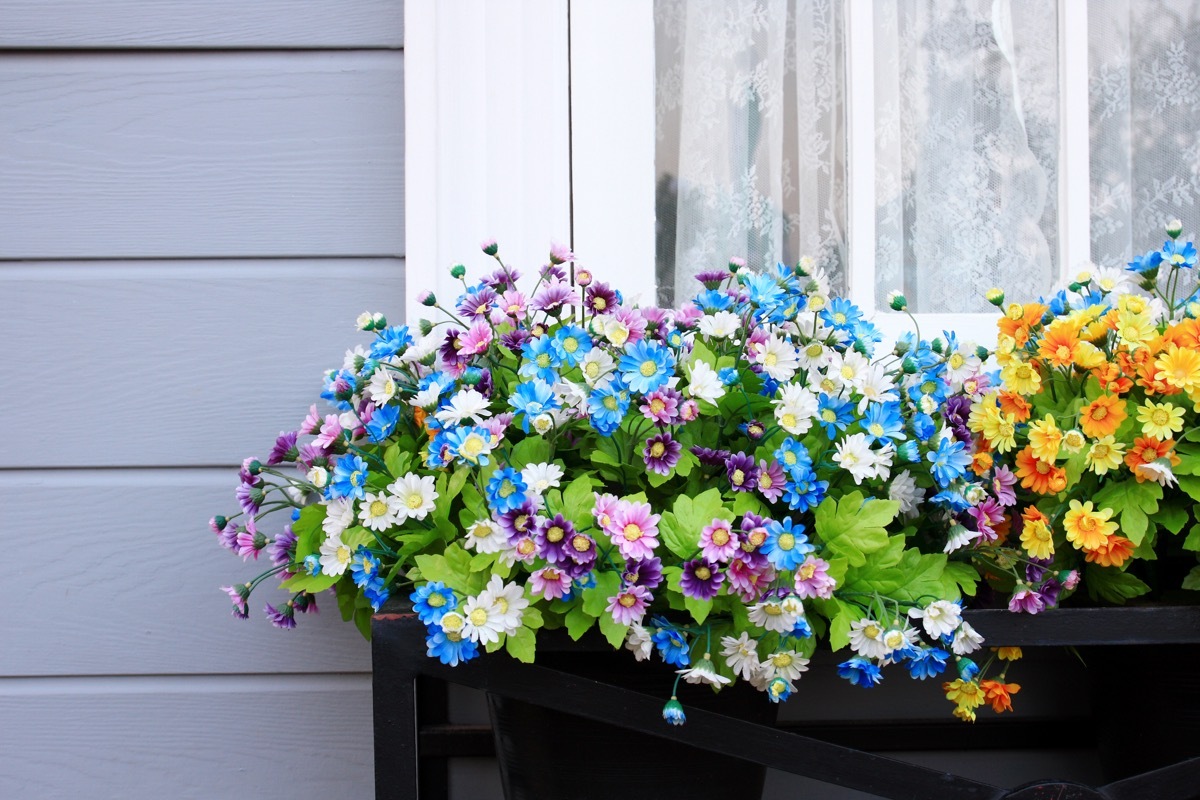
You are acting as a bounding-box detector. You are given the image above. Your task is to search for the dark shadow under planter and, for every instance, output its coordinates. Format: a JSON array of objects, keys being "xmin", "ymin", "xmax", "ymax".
[{"xmin": 487, "ymin": 647, "xmax": 779, "ymax": 800}]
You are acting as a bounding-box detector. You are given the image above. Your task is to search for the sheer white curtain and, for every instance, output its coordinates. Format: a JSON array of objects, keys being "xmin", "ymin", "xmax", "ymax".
[
  {"xmin": 873, "ymin": 0, "xmax": 1059, "ymax": 312},
  {"xmin": 1091, "ymin": 0, "xmax": 1200, "ymax": 278},
  {"xmin": 654, "ymin": 0, "xmax": 1061, "ymax": 313},
  {"xmin": 654, "ymin": 0, "xmax": 846, "ymax": 307}
]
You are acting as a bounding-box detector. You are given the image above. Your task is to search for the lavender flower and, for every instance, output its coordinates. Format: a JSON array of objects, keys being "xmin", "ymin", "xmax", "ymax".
[
  {"xmin": 680, "ymin": 559, "xmax": 724, "ymax": 600},
  {"xmin": 267, "ymin": 431, "xmax": 299, "ymax": 465},
  {"xmin": 725, "ymin": 452, "xmax": 759, "ymax": 492},
  {"xmin": 643, "ymin": 433, "xmax": 682, "ymax": 476}
]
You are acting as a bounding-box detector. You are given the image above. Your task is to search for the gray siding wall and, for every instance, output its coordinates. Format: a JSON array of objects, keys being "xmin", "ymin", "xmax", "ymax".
[{"xmin": 0, "ymin": 4, "xmax": 404, "ymax": 797}]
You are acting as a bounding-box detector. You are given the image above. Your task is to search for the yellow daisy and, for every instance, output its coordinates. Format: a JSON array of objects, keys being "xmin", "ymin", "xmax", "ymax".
[
  {"xmin": 1063, "ymin": 500, "xmax": 1118, "ymax": 552},
  {"xmin": 1000, "ymin": 360, "xmax": 1042, "ymax": 396},
  {"xmin": 1137, "ymin": 400, "xmax": 1185, "ymax": 440},
  {"xmin": 1086, "ymin": 435, "xmax": 1126, "ymax": 476},
  {"xmin": 979, "ymin": 407, "xmax": 1018, "ymax": 453},
  {"xmin": 1026, "ymin": 415, "xmax": 1062, "ymax": 462},
  {"xmin": 1154, "ymin": 344, "xmax": 1200, "ymax": 393}
]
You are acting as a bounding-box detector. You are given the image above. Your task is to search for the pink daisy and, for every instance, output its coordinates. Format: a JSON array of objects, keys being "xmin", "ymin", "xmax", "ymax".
[
  {"xmin": 991, "ymin": 466, "xmax": 1017, "ymax": 506},
  {"xmin": 300, "ymin": 404, "xmax": 322, "ymax": 435},
  {"xmin": 793, "ymin": 556, "xmax": 837, "ymax": 599},
  {"xmin": 529, "ymin": 567, "xmax": 572, "ymax": 601},
  {"xmin": 608, "ymin": 501, "xmax": 660, "ymax": 561},
  {"xmin": 457, "ymin": 320, "xmax": 494, "ymax": 357},
  {"xmin": 756, "ymin": 459, "xmax": 787, "ymax": 503},
  {"xmin": 639, "ymin": 389, "xmax": 680, "ymax": 424},
  {"xmin": 606, "ymin": 584, "xmax": 652, "ymax": 625},
  {"xmin": 592, "ymin": 492, "xmax": 621, "ymax": 530},
  {"xmin": 313, "ymin": 415, "xmax": 344, "ymax": 449},
  {"xmin": 699, "ymin": 519, "xmax": 740, "ymax": 563},
  {"xmin": 726, "ymin": 555, "xmax": 775, "ymax": 603}
]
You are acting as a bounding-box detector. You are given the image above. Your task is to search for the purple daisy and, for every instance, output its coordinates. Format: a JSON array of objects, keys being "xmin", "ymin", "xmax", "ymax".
[
  {"xmin": 643, "ymin": 433, "xmax": 682, "ymax": 476},
  {"xmin": 1008, "ymin": 585, "xmax": 1046, "ymax": 614},
  {"xmin": 695, "ymin": 269, "xmax": 729, "ymax": 289},
  {"xmin": 498, "ymin": 502, "xmax": 538, "ymax": 541},
  {"xmin": 680, "ymin": 559, "xmax": 724, "ymax": 600},
  {"xmin": 671, "ymin": 305, "xmax": 704, "ymax": 328},
  {"xmin": 482, "ymin": 266, "xmax": 521, "ymax": 290},
  {"xmin": 562, "ymin": 531, "xmax": 597, "ymax": 567},
  {"xmin": 267, "ymin": 431, "xmax": 299, "ymax": 465},
  {"xmin": 457, "ymin": 320, "xmax": 494, "ymax": 357},
  {"xmin": 691, "ymin": 446, "xmax": 731, "ymax": 467},
  {"xmin": 725, "ymin": 452, "xmax": 759, "ymax": 492},
  {"xmin": 549, "ymin": 242, "xmax": 576, "ymax": 264},
  {"xmin": 991, "ymin": 465, "xmax": 1017, "ymax": 506},
  {"xmin": 235, "ymin": 477, "xmax": 264, "ymax": 515},
  {"xmin": 293, "ymin": 593, "xmax": 319, "ymax": 615},
  {"xmin": 740, "ymin": 514, "xmax": 771, "ymax": 553},
  {"xmin": 439, "ymin": 328, "xmax": 470, "ymax": 370},
  {"xmin": 457, "ymin": 286, "xmax": 498, "ymax": 321},
  {"xmin": 264, "ymin": 602, "xmax": 297, "ymax": 630},
  {"xmin": 267, "ymin": 527, "xmax": 297, "ymax": 567},
  {"xmin": 535, "ymin": 514, "xmax": 578, "ymax": 564},
  {"xmin": 500, "ymin": 328, "xmax": 532, "ymax": 355},
  {"xmin": 623, "ymin": 556, "xmax": 663, "ymax": 590},
  {"xmin": 756, "ymin": 459, "xmax": 786, "ymax": 503},
  {"xmin": 530, "ymin": 566, "xmax": 572, "ymax": 600},
  {"xmin": 533, "ymin": 281, "xmax": 576, "ymax": 314},
  {"xmin": 221, "ymin": 585, "xmax": 250, "ymax": 619},
  {"xmin": 586, "ymin": 282, "xmax": 618, "ymax": 315}
]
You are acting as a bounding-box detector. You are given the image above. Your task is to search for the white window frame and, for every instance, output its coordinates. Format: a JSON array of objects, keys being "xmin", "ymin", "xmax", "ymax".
[{"xmin": 408, "ymin": 0, "xmax": 1090, "ymax": 344}]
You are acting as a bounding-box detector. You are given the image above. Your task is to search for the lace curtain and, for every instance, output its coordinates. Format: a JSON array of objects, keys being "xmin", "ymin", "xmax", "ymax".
[
  {"xmin": 1090, "ymin": 0, "xmax": 1200, "ymax": 287},
  {"xmin": 654, "ymin": 0, "xmax": 846, "ymax": 308}
]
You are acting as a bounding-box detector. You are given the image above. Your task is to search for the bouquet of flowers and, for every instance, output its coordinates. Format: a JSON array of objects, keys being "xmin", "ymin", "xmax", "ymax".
[
  {"xmin": 214, "ymin": 241, "xmax": 1032, "ymax": 723},
  {"xmin": 967, "ymin": 220, "xmax": 1200, "ymax": 610}
]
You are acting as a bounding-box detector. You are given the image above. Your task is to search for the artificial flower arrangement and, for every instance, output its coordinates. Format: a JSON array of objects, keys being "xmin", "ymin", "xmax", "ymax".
[
  {"xmin": 214, "ymin": 241, "xmax": 1056, "ymax": 725},
  {"xmin": 965, "ymin": 220, "xmax": 1200, "ymax": 611}
]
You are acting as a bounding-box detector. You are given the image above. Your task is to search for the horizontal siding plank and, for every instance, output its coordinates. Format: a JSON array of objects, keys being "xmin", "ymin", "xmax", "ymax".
[
  {"xmin": 0, "ymin": 259, "xmax": 404, "ymax": 467},
  {"xmin": 0, "ymin": 0, "xmax": 403, "ymax": 49},
  {"xmin": 0, "ymin": 674, "xmax": 373, "ymax": 799},
  {"xmin": 0, "ymin": 52, "xmax": 404, "ymax": 259},
  {"xmin": 0, "ymin": 470, "xmax": 372, "ymax": 676}
]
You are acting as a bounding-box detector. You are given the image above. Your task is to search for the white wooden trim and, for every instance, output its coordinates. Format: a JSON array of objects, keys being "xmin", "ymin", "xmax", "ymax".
[
  {"xmin": 1058, "ymin": 0, "xmax": 1091, "ymax": 280},
  {"xmin": 568, "ymin": 0, "xmax": 657, "ymax": 305},
  {"xmin": 404, "ymin": 0, "xmax": 571, "ymax": 327},
  {"xmin": 844, "ymin": 0, "xmax": 877, "ymax": 314}
]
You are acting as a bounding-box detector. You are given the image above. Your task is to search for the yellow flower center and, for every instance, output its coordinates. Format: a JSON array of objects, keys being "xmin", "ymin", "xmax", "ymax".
[
  {"xmin": 584, "ymin": 362, "xmax": 600, "ymax": 378},
  {"xmin": 461, "ymin": 436, "xmax": 484, "ymax": 457},
  {"xmin": 949, "ymin": 354, "xmax": 965, "ymax": 369},
  {"xmin": 759, "ymin": 474, "xmax": 773, "ymax": 490},
  {"xmin": 764, "ymin": 353, "xmax": 778, "ymax": 366},
  {"xmin": 711, "ymin": 529, "xmax": 729, "ymax": 546},
  {"xmin": 546, "ymin": 525, "xmax": 564, "ymax": 543},
  {"xmin": 650, "ymin": 398, "xmax": 666, "ymax": 414},
  {"xmin": 405, "ymin": 494, "xmax": 424, "ymax": 509},
  {"xmin": 694, "ymin": 566, "xmax": 712, "ymax": 580},
  {"xmin": 623, "ymin": 524, "xmax": 643, "ymax": 542},
  {"xmin": 834, "ymin": 312, "xmax": 847, "ymax": 325},
  {"xmin": 517, "ymin": 539, "xmax": 536, "ymax": 555},
  {"xmin": 864, "ymin": 624, "xmax": 881, "ymax": 639},
  {"xmin": 1093, "ymin": 444, "xmax": 1110, "ymax": 460},
  {"xmin": 1152, "ymin": 408, "xmax": 1170, "ymax": 425},
  {"xmin": 619, "ymin": 593, "xmax": 637, "ymax": 608},
  {"xmin": 778, "ymin": 533, "xmax": 795, "ymax": 551},
  {"xmin": 571, "ymin": 535, "xmax": 591, "ymax": 552},
  {"xmin": 1056, "ymin": 345, "xmax": 1071, "ymax": 361},
  {"xmin": 428, "ymin": 593, "xmax": 445, "ymax": 608},
  {"xmin": 1091, "ymin": 406, "xmax": 1108, "ymax": 420},
  {"xmin": 822, "ymin": 409, "xmax": 838, "ymax": 423},
  {"xmin": 650, "ymin": 442, "xmax": 666, "ymax": 457},
  {"xmin": 604, "ymin": 396, "xmax": 618, "ymax": 411},
  {"xmin": 640, "ymin": 360, "xmax": 658, "ymax": 377},
  {"xmin": 772, "ymin": 653, "xmax": 793, "ymax": 667},
  {"xmin": 563, "ymin": 337, "xmax": 578, "ymax": 353},
  {"xmin": 806, "ymin": 343, "xmax": 823, "ymax": 357},
  {"xmin": 764, "ymin": 604, "xmax": 783, "ymax": 616},
  {"xmin": 798, "ymin": 562, "xmax": 816, "ymax": 580},
  {"xmin": 781, "ymin": 413, "xmax": 797, "ymax": 428},
  {"xmin": 732, "ymin": 469, "xmax": 745, "ymax": 485},
  {"xmin": 370, "ymin": 500, "xmax": 388, "ymax": 516},
  {"xmin": 469, "ymin": 609, "xmax": 489, "ymax": 626},
  {"xmin": 536, "ymin": 353, "xmax": 551, "ymax": 368}
]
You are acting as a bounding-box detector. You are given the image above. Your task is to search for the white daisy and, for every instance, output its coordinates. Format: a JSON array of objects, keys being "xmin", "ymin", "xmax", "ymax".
[
  {"xmin": 888, "ymin": 470, "xmax": 922, "ymax": 519},
  {"xmin": 942, "ymin": 343, "xmax": 982, "ymax": 386},
  {"xmin": 387, "ymin": 472, "xmax": 438, "ymax": 522},
  {"xmin": 600, "ymin": 316, "xmax": 631, "ymax": 347},
  {"xmin": 866, "ymin": 443, "xmax": 895, "ymax": 482},
  {"xmin": 686, "ymin": 360, "xmax": 726, "ymax": 404},
  {"xmin": 306, "ymin": 465, "xmax": 329, "ymax": 489},
  {"xmin": 366, "ymin": 369, "xmax": 399, "ymax": 406},
  {"xmin": 530, "ymin": 414, "xmax": 555, "ymax": 435},
  {"xmin": 720, "ymin": 632, "xmax": 761, "ymax": 681},
  {"xmin": 625, "ymin": 622, "xmax": 653, "ymax": 661},
  {"xmin": 434, "ymin": 389, "xmax": 493, "ymax": 426},
  {"xmin": 460, "ymin": 594, "xmax": 505, "ymax": 644},
  {"xmin": 677, "ymin": 654, "xmax": 731, "ymax": 687},
  {"xmin": 829, "ymin": 350, "xmax": 871, "ymax": 391},
  {"xmin": 521, "ymin": 462, "xmax": 565, "ymax": 496},
  {"xmin": 578, "ymin": 348, "xmax": 616, "ymax": 387},
  {"xmin": 760, "ymin": 650, "xmax": 810, "ymax": 682},
  {"xmin": 341, "ymin": 344, "xmax": 371, "ymax": 372},
  {"xmin": 399, "ymin": 333, "xmax": 439, "ymax": 364},
  {"xmin": 951, "ymin": 621, "xmax": 985, "ymax": 655},
  {"xmin": 1092, "ymin": 265, "xmax": 1135, "ymax": 296},
  {"xmin": 322, "ymin": 497, "xmax": 355, "ymax": 538},
  {"xmin": 795, "ymin": 339, "xmax": 832, "ymax": 371},
  {"xmin": 318, "ymin": 533, "xmax": 353, "ymax": 576},
  {"xmin": 908, "ymin": 600, "xmax": 963, "ymax": 639},
  {"xmin": 357, "ymin": 491, "xmax": 399, "ymax": 531},
  {"xmin": 848, "ymin": 618, "xmax": 888, "ymax": 660},
  {"xmin": 478, "ymin": 575, "xmax": 528, "ymax": 634},
  {"xmin": 774, "ymin": 383, "xmax": 818, "ymax": 436},
  {"xmin": 748, "ymin": 599, "xmax": 798, "ymax": 633},
  {"xmin": 832, "ymin": 432, "xmax": 876, "ymax": 484},
  {"xmin": 698, "ymin": 311, "xmax": 742, "ymax": 339},
  {"xmin": 855, "ymin": 365, "xmax": 899, "ymax": 412},
  {"xmin": 943, "ymin": 523, "xmax": 978, "ymax": 554},
  {"xmin": 463, "ymin": 518, "xmax": 508, "ymax": 554},
  {"xmin": 409, "ymin": 378, "xmax": 447, "ymax": 410},
  {"xmin": 754, "ymin": 335, "xmax": 800, "ymax": 382},
  {"xmin": 1134, "ymin": 458, "xmax": 1178, "ymax": 488}
]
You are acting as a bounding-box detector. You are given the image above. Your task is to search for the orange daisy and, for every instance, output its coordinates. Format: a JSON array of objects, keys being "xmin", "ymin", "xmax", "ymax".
[
  {"xmin": 1038, "ymin": 318, "xmax": 1084, "ymax": 368},
  {"xmin": 1078, "ymin": 394, "xmax": 1127, "ymax": 439},
  {"xmin": 997, "ymin": 391, "xmax": 1032, "ymax": 423},
  {"xmin": 1014, "ymin": 446, "xmax": 1066, "ymax": 495},
  {"xmin": 998, "ymin": 302, "xmax": 1050, "ymax": 348},
  {"xmin": 1084, "ymin": 535, "xmax": 1136, "ymax": 568},
  {"xmin": 971, "ymin": 451, "xmax": 994, "ymax": 476},
  {"xmin": 980, "ymin": 680, "xmax": 1020, "ymax": 713}
]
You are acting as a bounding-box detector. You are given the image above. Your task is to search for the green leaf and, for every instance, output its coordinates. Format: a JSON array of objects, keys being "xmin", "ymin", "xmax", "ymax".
[
  {"xmin": 292, "ymin": 504, "xmax": 328, "ymax": 561},
  {"xmin": 353, "ymin": 606, "xmax": 373, "ymax": 640},
  {"xmin": 827, "ymin": 599, "xmax": 862, "ymax": 651},
  {"xmin": 942, "ymin": 561, "xmax": 979, "ymax": 597},
  {"xmin": 1184, "ymin": 523, "xmax": 1200, "ymax": 552},
  {"xmin": 1092, "ymin": 479, "xmax": 1162, "ymax": 545},
  {"xmin": 674, "ymin": 449, "xmax": 698, "ymax": 478},
  {"xmin": 564, "ymin": 605, "xmax": 596, "ymax": 641},
  {"xmin": 505, "ymin": 627, "xmax": 537, "ymax": 663},
  {"xmin": 661, "ymin": 489, "xmax": 732, "ymax": 559},
  {"xmin": 582, "ymin": 571, "xmax": 621, "ymax": 617},
  {"xmin": 1156, "ymin": 500, "xmax": 1191, "ymax": 534},
  {"xmin": 510, "ymin": 436, "xmax": 552, "ymax": 469},
  {"xmin": 1085, "ymin": 564, "xmax": 1151, "ymax": 604},
  {"xmin": 444, "ymin": 467, "xmax": 470, "ymax": 505},
  {"xmin": 1183, "ymin": 565, "xmax": 1200, "ymax": 591},
  {"xmin": 383, "ymin": 443, "xmax": 411, "ymax": 479},
  {"xmin": 561, "ymin": 474, "xmax": 598, "ymax": 526},
  {"xmin": 814, "ymin": 492, "xmax": 898, "ymax": 568},
  {"xmin": 335, "ymin": 580, "xmax": 357, "ymax": 622},
  {"xmin": 1178, "ymin": 475, "xmax": 1200, "ymax": 503},
  {"xmin": 413, "ymin": 544, "xmax": 479, "ymax": 595},
  {"xmin": 731, "ymin": 493, "xmax": 769, "ymax": 518},
  {"xmin": 684, "ymin": 596, "xmax": 712, "ymax": 625},
  {"xmin": 522, "ymin": 606, "xmax": 544, "ymax": 629},
  {"xmin": 278, "ymin": 572, "xmax": 339, "ymax": 594},
  {"xmin": 691, "ymin": 339, "xmax": 717, "ymax": 368},
  {"xmin": 598, "ymin": 615, "xmax": 629, "ymax": 649}
]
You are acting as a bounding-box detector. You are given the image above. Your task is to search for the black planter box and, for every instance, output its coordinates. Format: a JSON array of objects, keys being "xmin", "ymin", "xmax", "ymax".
[{"xmin": 371, "ymin": 606, "xmax": 1200, "ymax": 800}]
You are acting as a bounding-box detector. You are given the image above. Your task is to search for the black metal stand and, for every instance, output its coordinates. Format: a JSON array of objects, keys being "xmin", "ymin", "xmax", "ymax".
[{"xmin": 372, "ymin": 607, "xmax": 1200, "ymax": 800}]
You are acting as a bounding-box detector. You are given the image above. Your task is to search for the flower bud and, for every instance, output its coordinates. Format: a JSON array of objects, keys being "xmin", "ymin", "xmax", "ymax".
[
  {"xmin": 418, "ymin": 318, "xmax": 434, "ymax": 336},
  {"xmin": 574, "ymin": 267, "xmax": 593, "ymax": 287},
  {"xmin": 549, "ymin": 242, "xmax": 574, "ymax": 265},
  {"xmin": 372, "ymin": 312, "xmax": 386, "ymax": 328},
  {"xmin": 450, "ymin": 263, "xmax": 466, "ymax": 279},
  {"xmin": 930, "ymin": 338, "xmax": 945, "ymax": 355},
  {"xmin": 357, "ymin": 312, "xmax": 376, "ymax": 331},
  {"xmin": 303, "ymin": 554, "xmax": 322, "ymax": 576},
  {"xmin": 1075, "ymin": 269, "xmax": 1092, "ymax": 284},
  {"xmin": 247, "ymin": 460, "xmax": 262, "ymax": 476},
  {"xmin": 481, "ymin": 238, "xmax": 499, "ymax": 256},
  {"xmin": 1068, "ymin": 282, "xmax": 1082, "ymax": 293},
  {"xmin": 1167, "ymin": 219, "xmax": 1184, "ymax": 239},
  {"xmin": 974, "ymin": 345, "xmax": 990, "ymax": 360},
  {"xmin": 662, "ymin": 697, "xmax": 686, "ymax": 726},
  {"xmin": 728, "ymin": 256, "xmax": 746, "ymax": 273},
  {"xmin": 462, "ymin": 367, "xmax": 483, "ymax": 386},
  {"xmin": 985, "ymin": 288, "xmax": 1005, "ymax": 307},
  {"xmin": 1005, "ymin": 303, "xmax": 1024, "ymax": 320},
  {"xmin": 418, "ymin": 290, "xmax": 437, "ymax": 307},
  {"xmin": 887, "ymin": 290, "xmax": 907, "ymax": 312},
  {"xmin": 893, "ymin": 338, "xmax": 912, "ymax": 356},
  {"xmin": 796, "ymin": 256, "xmax": 815, "ymax": 277},
  {"xmin": 212, "ymin": 515, "xmax": 228, "ymax": 531},
  {"xmin": 901, "ymin": 357, "xmax": 919, "ymax": 374}
]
